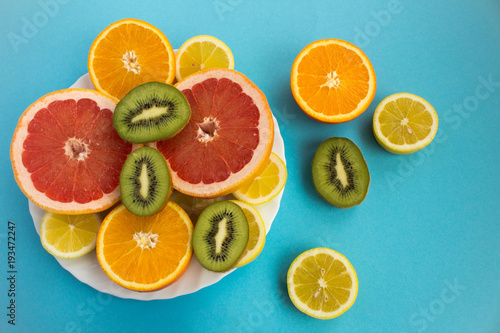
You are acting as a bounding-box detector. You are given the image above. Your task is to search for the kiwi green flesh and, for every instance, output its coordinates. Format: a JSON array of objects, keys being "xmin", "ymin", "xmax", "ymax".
[
  {"xmin": 193, "ymin": 201, "xmax": 249, "ymax": 272},
  {"xmin": 312, "ymin": 137, "xmax": 370, "ymax": 208},
  {"xmin": 113, "ymin": 82, "xmax": 191, "ymax": 143},
  {"xmin": 120, "ymin": 147, "xmax": 171, "ymax": 216}
]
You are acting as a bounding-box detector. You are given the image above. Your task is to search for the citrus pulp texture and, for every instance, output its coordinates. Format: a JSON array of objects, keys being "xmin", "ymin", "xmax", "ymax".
[
  {"xmin": 11, "ymin": 89, "xmax": 134, "ymax": 214},
  {"xmin": 291, "ymin": 39, "xmax": 376, "ymax": 123},
  {"xmin": 96, "ymin": 202, "xmax": 193, "ymax": 291},
  {"xmin": 151, "ymin": 68, "xmax": 274, "ymax": 198},
  {"xmin": 88, "ymin": 18, "xmax": 176, "ymax": 101}
]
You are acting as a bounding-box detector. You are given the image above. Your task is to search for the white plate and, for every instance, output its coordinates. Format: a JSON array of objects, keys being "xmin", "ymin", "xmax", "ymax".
[{"xmin": 29, "ymin": 73, "xmax": 286, "ymax": 300}]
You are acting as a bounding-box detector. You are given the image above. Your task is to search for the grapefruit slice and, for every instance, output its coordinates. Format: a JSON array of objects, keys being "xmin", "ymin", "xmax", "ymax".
[
  {"xmin": 150, "ymin": 68, "xmax": 274, "ymax": 198},
  {"xmin": 11, "ymin": 89, "xmax": 135, "ymax": 214}
]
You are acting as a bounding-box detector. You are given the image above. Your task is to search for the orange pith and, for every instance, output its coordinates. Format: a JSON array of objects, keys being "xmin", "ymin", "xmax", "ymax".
[
  {"xmin": 291, "ymin": 39, "xmax": 376, "ymax": 123},
  {"xmin": 96, "ymin": 202, "xmax": 193, "ymax": 291},
  {"xmin": 88, "ymin": 18, "xmax": 175, "ymax": 101},
  {"xmin": 150, "ymin": 68, "xmax": 274, "ymax": 198}
]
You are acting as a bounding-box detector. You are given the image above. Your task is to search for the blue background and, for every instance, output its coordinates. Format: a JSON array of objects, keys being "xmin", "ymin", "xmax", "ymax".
[{"xmin": 1, "ymin": 0, "xmax": 499, "ymax": 332}]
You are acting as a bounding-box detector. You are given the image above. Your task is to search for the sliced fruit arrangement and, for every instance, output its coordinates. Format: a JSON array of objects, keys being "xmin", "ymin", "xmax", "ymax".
[
  {"xmin": 10, "ymin": 89, "xmax": 134, "ymax": 214},
  {"xmin": 96, "ymin": 202, "xmax": 193, "ymax": 291},
  {"xmin": 119, "ymin": 147, "xmax": 172, "ymax": 216},
  {"xmin": 233, "ymin": 152, "xmax": 287, "ymax": 205},
  {"xmin": 40, "ymin": 212, "xmax": 101, "ymax": 259},
  {"xmin": 176, "ymin": 35, "xmax": 234, "ymax": 82},
  {"xmin": 287, "ymin": 248, "xmax": 358, "ymax": 319},
  {"xmin": 152, "ymin": 68, "xmax": 274, "ymax": 198},
  {"xmin": 291, "ymin": 39, "xmax": 376, "ymax": 123},
  {"xmin": 88, "ymin": 18, "xmax": 176, "ymax": 101},
  {"xmin": 113, "ymin": 82, "xmax": 191, "ymax": 143},
  {"xmin": 8, "ymin": 18, "xmax": 288, "ymax": 301},
  {"xmin": 373, "ymin": 93, "xmax": 438, "ymax": 154},
  {"xmin": 230, "ymin": 200, "xmax": 266, "ymax": 268},
  {"xmin": 312, "ymin": 137, "xmax": 370, "ymax": 208},
  {"xmin": 192, "ymin": 201, "xmax": 249, "ymax": 272}
]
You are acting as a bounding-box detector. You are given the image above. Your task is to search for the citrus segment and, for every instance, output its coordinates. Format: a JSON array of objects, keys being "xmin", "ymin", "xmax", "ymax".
[
  {"xmin": 230, "ymin": 200, "xmax": 266, "ymax": 267},
  {"xmin": 96, "ymin": 202, "xmax": 193, "ymax": 291},
  {"xmin": 151, "ymin": 68, "xmax": 274, "ymax": 198},
  {"xmin": 11, "ymin": 89, "xmax": 134, "ymax": 214},
  {"xmin": 287, "ymin": 248, "xmax": 358, "ymax": 319},
  {"xmin": 291, "ymin": 39, "xmax": 376, "ymax": 123},
  {"xmin": 176, "ymin": 35, "xmax": 234, "ymax": 81},
  {"xmin": 40, "ymin": 212, "xmax": 101, "ymax": 259},
  {"xmin": 373, "ymin": 93, "xmax": 438, "ymax": 154},
  {"xmin": 233, "ymin": 152, "xmax": 287, "ymax": 205},
  {"xmin": 88, "ymin": 18, "xmax": 175, "ymax": 101}
]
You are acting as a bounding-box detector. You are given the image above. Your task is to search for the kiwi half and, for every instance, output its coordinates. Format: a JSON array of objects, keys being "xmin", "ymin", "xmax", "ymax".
[
  {"xmin": 113, "ymin": 82, "xmax": 191, "ymax": 143},
  {"xmin": 193, "ymin": 201, "xmax": 249, "ymax": 272},
  {"xmin": 312, "ymin": 137, "xmax": 370, "ymax": 208},
  {"xmin": 119, "ymin": 147, "xmax": 171, "ymax": 216}
]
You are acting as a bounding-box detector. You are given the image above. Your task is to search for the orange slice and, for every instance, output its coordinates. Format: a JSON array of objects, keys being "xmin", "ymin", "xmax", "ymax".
[
  {"xmin": 291, "ymin": 39, "xmax": 376, "ymax": 123},
  {"xmin": 88, "ymin": 18, "xmax": 175, "ymax": 101},
  {"xmin": 96, "ymin": 202, "xmax": 193, "ymax": 291}
]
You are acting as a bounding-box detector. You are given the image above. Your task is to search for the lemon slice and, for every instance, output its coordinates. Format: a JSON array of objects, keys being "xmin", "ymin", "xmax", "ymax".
[
  {"xmin": 287, "ymin": 248, "xmax": 358, "ymax": 319},
  {"xmin": 40, "ymin": 212, "xmax": 101, "ymax": 259},
  {"xmin": 176, "ymin": 35, "xmax": 234, "ymax": 81},
  {"xmin": 373, "ymin": 93, "xmax": 438, "ymax": 154},
  {"xmin": 233, "ymin": 153, "xmax": 287, "ymax": 205},
  {"xmin": 230, "ymin": 200, "xmax": 266, "ymax": 267}
]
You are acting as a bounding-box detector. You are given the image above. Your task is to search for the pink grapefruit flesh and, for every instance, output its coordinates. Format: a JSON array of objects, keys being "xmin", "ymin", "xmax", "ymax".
[
  {"xmin": 152, "ymin": 68, "xmax": 274, "ymax": 198},
  {"xmin": 11, "ymin": 89, "xmax": 134, "ymax": 214}
]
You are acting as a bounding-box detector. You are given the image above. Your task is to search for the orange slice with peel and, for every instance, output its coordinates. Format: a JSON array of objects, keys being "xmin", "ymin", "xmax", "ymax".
[
  {"xmin": 291, "ymin": 39, "xmax": 376, "ymax": 123},
  {"xmin": 96, "ymin": 202, "xmax": 193, "ymax": 291},
  {"xmin": 88, "ymin": 18, "xmax": 175, "ymax": 101}
]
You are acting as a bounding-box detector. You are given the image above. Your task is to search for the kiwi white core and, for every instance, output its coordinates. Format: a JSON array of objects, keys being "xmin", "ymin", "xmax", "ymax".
[
  {"xmin": 131, "ymin": 105, "xmax": 170, "ymax": 123},
  {"xmin": 122, "ymin": 51, "xmax": 141, "ymax": 74},
  {"xmin": 133, "ymin": 231, "xmax": 158, "ymax": 250},
  {"xmin": 335, "ymin": 153, "xmax": 349, "ymax": 188},
  {"xmin": 139, "ymin": 163, "xmax": 149, "ymax": 198},
  {"xmin": 214, "ymin": 217, "xmax": 228, "ymax": 254}
]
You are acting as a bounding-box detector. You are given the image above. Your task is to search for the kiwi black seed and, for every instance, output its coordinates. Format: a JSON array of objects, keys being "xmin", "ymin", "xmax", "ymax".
[
  {"xmin": 312, "ymin": 137, "xmax": 370, "ymax": 208},
  {"xmin": 192, "ymin": 201, "xmax": 249, "ymax": 272},
  {"xmin": 113, "ymin": 82, "xmax": 191, "ymax": 143},
  {"xmin": 119, "ymin": 147, "xmax": 171, "ymax": 216}
]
